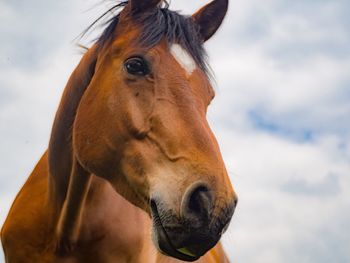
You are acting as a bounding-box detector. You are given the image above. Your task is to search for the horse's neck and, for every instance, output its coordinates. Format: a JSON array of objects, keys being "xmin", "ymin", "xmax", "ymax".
[
  {"xmin": 80, "ymin": 176, "xmax": 156, "ymax": 258},
  {"xmin": 48, "ymin": 47, "xmax": 97, "ymax": 214}
]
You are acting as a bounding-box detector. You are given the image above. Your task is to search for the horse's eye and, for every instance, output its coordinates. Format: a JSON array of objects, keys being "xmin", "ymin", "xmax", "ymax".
[{"xmin": 124, "ymin": 57, "xmax": 149, "ymax": 76}]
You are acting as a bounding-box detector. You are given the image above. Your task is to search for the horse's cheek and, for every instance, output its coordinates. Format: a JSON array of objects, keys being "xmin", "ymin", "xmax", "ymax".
[{"xmin": 72, "ymin": 99, "xmax": 122, "ymax": 175}]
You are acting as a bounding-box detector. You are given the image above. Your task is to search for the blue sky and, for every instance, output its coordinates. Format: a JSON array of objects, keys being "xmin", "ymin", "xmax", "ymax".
[{"xmin": 1, "ymin": 0, "xmax": 349, "ymax": 262}]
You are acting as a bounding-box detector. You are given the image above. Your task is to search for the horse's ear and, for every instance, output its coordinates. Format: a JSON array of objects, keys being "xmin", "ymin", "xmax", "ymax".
[
  {"xmin": 129, "ymin": 0, "xmax": 162, "ymax": 14},
  {"xmin": 192, "ymin": 0, "xmax": 229, "ymax": 42}
]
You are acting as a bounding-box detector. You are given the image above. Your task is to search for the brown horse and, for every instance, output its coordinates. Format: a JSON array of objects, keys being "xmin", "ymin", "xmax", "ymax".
[{"xmin": 1, "ymin": 0, "xmax": 238, "ymax": 262}]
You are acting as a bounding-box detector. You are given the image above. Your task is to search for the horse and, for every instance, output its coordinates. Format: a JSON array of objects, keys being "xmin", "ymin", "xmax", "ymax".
[{"xmin": 1, "ymin": 0, "xmax": 238, "ymax": 262}]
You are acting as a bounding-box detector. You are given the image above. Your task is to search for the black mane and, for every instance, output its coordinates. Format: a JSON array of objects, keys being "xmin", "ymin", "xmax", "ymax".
[{"xmin": 82, "ymin": 1, "xmax": 209, "ymax": 73}]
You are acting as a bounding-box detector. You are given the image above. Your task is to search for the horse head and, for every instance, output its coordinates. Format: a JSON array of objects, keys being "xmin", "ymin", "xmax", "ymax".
[{"xmin": 53, "ymin": 0, "xmax": 237, "ymax": 260}]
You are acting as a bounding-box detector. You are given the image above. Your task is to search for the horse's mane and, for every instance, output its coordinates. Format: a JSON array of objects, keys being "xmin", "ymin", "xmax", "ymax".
[{"xmin": 81, "ymin": 1, "xmax": 209, "ymax": 73}]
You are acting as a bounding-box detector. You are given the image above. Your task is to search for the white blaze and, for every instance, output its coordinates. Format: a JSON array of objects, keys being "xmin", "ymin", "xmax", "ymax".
[{"xmin": 170, "ymin": 44, "xmax": 197, "ymax": 76}]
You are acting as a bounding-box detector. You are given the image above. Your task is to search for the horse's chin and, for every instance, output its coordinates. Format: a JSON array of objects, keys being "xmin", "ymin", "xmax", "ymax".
[
  {"xmin": 151, "ymin": 223, "xmax": 200, "ymax": 262},
  {"xmin": 150, "ymin": 201, "xmax": 200, "ymax": 262}
]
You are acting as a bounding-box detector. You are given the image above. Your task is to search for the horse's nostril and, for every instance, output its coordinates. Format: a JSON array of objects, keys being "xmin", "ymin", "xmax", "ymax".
[
  {"xmin": 182, "ymin": 184, "xmax": 213, "ymax": 223},
  {"xmin": 188, "ymin": 186, "xmax": 211, "ymax": 214}
]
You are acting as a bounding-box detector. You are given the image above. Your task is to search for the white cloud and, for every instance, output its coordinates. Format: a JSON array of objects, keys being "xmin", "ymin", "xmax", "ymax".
[
  {"xmin": 217, "ymin": 129, "xmax": 350, "ymax": 263},
  {"xmin": 209, "ymin": 50, "xmax": 350, "ymax": 134}
]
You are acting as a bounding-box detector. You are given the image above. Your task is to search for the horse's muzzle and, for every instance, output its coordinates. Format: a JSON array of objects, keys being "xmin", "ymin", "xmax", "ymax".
[{"xmin": 150, "ymin": 186, "xmax": 237, "ymax": 261}]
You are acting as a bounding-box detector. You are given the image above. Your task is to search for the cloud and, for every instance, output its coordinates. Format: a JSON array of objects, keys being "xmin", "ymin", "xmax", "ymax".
[
  {"xmin": 217, "ymin": 129, "xmax": 350, "ymax": 263},
  {"xmin": 281, "ymin": 173, "xmax": 341, "ymax": 196}
]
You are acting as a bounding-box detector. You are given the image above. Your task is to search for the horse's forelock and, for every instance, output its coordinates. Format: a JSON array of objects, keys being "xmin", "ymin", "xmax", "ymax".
[{"xmin": 80, "ymin": 1, "xmax": 210, "ymax": 75}]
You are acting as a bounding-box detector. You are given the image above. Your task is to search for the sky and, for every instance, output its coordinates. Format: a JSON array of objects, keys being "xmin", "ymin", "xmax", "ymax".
[{"xmin": 0, "ymin": 0, "xmax": 349, "ymax": 262}]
